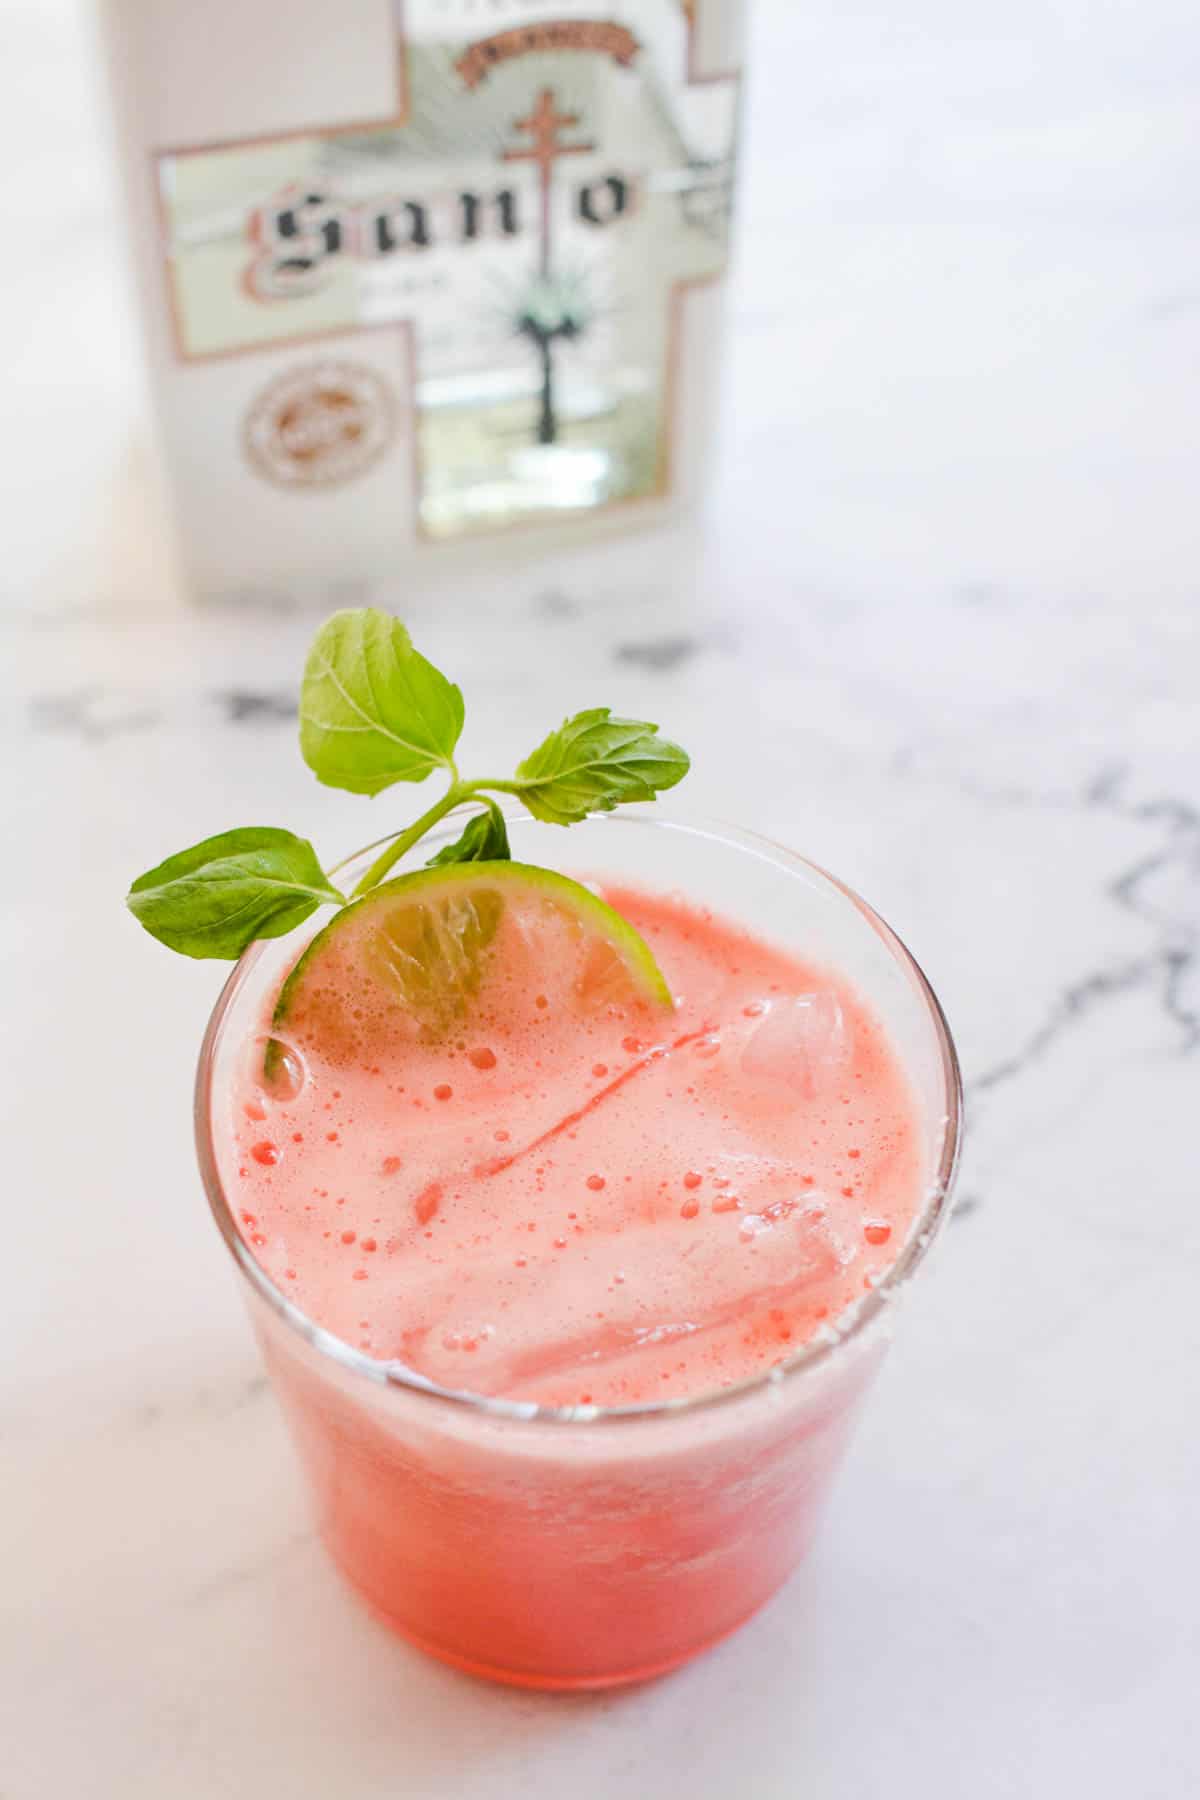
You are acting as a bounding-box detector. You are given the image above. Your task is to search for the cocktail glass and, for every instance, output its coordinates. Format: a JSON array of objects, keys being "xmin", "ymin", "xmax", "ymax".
[{"xmin": 195, "ymin": 812, "xmax": 961, "ymax": 1689}]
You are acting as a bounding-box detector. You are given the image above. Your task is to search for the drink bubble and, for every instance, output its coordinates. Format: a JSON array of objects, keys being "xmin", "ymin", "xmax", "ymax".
[{"xmin": 259, "ymin": 1037, "xmax": 307, "ymax": 1103}]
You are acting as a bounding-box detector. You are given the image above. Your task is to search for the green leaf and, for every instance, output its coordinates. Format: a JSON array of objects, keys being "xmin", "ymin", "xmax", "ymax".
[
  {"xmin": 427, "ymin": 805, "xmax": 512, "ymax": 867},
  {"xmin": 512, "ymin": 708, "xmax": 690, "ymax": 826},
  {"xmin": 299, "ymin": 608, "xmax": 464, "ymax": 796},
  {"xmin": 126, "ymin": 828, "xmax": 344, "ymax": 960}
]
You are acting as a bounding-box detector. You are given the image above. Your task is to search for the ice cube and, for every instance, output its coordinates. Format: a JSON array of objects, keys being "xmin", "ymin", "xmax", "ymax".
[
  {"xmin": 739, "ymin": 992, "xmax": 853, "ymax": 1094},
  {"xmin": 391, "ymin": 1202, "xmax": 847, "ymax": 1396}
]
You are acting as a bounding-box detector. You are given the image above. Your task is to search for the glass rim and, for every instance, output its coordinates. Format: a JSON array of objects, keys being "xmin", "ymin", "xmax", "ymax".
[{"xmin": 195, "ymin": 809, "xmax": 963, "ymax": 1429}]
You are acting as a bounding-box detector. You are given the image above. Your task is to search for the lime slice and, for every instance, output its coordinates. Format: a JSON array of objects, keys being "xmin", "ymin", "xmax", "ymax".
[{"xmin": 268, "ymin": 862, "xmax": 672, "ymax": 1068}]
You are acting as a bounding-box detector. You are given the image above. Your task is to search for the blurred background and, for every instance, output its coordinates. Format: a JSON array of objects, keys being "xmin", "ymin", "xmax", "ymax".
[{"xmin": 2, "ymin": 2, "xmax": 1197, "ymax": 1796}]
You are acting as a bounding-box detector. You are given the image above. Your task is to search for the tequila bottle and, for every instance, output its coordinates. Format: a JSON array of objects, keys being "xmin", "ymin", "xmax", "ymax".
[{"xmin": 100, "ymin": 0, "xmax": 744, "ymax": 601}]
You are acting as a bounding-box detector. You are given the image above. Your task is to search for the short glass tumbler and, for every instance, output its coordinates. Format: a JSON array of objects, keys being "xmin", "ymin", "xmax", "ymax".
[{"xmin": 196, "ymin": 812, "xmax": 961, "ymax": 1689}]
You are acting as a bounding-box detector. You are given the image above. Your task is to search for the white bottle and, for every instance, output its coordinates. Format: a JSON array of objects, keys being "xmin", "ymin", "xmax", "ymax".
[{"xmin": 99, "ymin": 0, "xmax": 745, "ymax": 604}]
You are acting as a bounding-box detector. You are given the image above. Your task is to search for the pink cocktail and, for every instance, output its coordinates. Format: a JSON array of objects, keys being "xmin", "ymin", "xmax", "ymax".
[{"xmin": 196, "ymin": 813, "xmax": 960, "ymax": 1688}]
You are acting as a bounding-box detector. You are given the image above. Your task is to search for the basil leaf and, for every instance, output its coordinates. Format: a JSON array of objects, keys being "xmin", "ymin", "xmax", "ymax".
[
  {"xmin": 126, "ymin": 828, "xmax": 343, "ymax": 960},
  {"xmin": 299, "ymin": 608, "xmax": 464, "ymax": 796},
  {"xmin": 427, "ymin": 805, "xmax": 512, "ymax": 867},
  {"xmin": 513, "ymin": 708, "xmax": 690, "ymax": 826}
]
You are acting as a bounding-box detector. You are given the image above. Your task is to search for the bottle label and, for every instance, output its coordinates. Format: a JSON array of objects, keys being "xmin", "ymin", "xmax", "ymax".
[{"xmin": 156, "ymin": 1, "xmax": 739, "ymax": 537}]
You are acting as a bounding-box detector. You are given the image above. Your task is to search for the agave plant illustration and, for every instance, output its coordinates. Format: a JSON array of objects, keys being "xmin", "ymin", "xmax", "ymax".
[{"xmin": 512, "ymin": 269, "xmax": 594, "ymax": 446}]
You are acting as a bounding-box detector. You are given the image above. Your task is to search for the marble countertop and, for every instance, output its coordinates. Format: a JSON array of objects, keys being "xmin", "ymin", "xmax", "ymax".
[{"xmin": 3, "ymin": 1, "xmax": 1198, "ymax": 1794}]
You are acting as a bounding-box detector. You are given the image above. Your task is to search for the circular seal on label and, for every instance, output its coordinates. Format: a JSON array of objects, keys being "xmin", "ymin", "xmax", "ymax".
[{"xmin": 244, "ymin": 360, "xmax": 394, "ymax": 489}]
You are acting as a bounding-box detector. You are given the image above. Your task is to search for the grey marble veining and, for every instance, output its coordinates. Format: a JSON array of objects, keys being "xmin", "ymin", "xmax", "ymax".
[{"xmin": 2, "ymin": 1, "xmax": 1199, "ymax": 1796}]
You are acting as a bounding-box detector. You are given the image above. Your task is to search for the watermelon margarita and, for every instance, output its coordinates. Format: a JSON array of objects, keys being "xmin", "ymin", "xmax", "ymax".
[{"xmin": 196, "ymin": 812, "xmax": 960, "ymax": 1687}]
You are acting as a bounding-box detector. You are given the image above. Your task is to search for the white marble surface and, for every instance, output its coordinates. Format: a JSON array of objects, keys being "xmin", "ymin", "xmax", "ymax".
[{"xmin": 3, "ymin": 1, "xmax": 1199, "ymax": 1794}]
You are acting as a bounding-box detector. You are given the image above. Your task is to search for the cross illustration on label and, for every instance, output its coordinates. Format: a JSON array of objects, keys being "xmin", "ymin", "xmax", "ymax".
[
  {"xmin": 501, "ymin": 88, "xmax": 594, "ymax": 445},
  {"xmin": 502, "ymin": 88, "xmax": 594, "ymax": 279}
]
